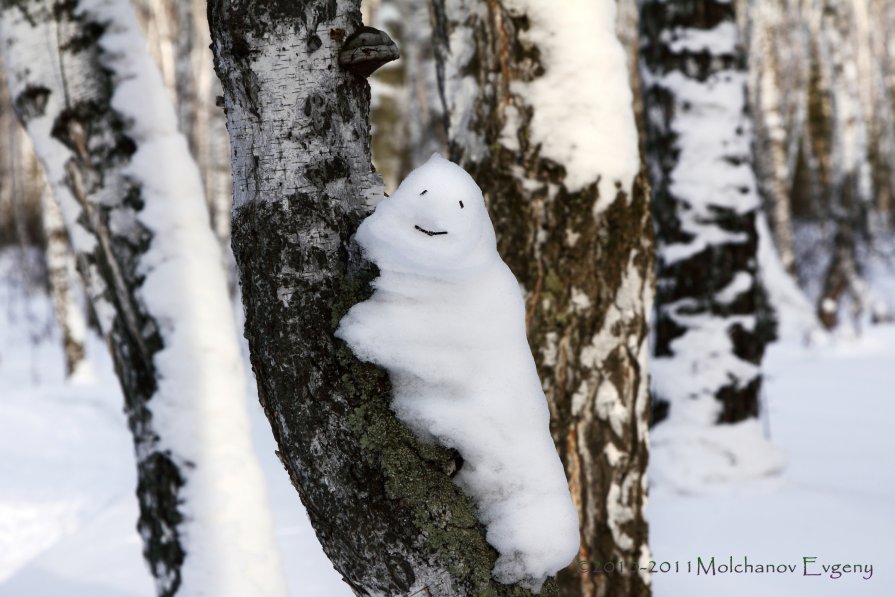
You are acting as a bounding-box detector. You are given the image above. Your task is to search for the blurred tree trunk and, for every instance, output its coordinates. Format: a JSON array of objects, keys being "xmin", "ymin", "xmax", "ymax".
[
  {"xmin": 0, "ymin": 67, "xmax": 42, "ymax": 248},
  {"xmin": 745, "ymin": 1, "xmax": 803, "ymax": 275},
  {"xmin": 866, "ymin": 0, "xmax": 895, "ymax": 224},
  {"xmin": 134, "ymin": 0, "xmax": 232, "ymax": 252},
  {"xmin": 208, "ymin": 0, "xmax": 555, "ymax": 594},
  {"xmin": 640, "ymin": 1, "xmax": 773, "ymax": 422},
  {"xmin": 369, "ymin": 0, "xmax": 445, "ymax": 192},
  {"xmin": 815, "ymin": 0, "xmax": 873, "ymax": 329},
  {"xmin": 0, "ymin": 2, "xmax": 285, "ymax": 595},
  {"xmin": 2, "ymin": 56, "xmax": 88, "ymax": 367},
  {"xmin": 40, "ymin": 182, "xmax": 86, "ymax": 377},
  {"xmin": 432, "ymin": 2, "xmax": 653, "ymax": 596}
]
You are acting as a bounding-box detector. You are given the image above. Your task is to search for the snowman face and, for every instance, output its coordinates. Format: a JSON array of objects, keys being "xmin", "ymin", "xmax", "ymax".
[{"xmin": 358, "ymin": 155, "xmax": 498, "ymax": 273}]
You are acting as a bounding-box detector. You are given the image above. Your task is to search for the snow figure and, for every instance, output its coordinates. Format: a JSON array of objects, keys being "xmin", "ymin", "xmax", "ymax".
[{"xmin": 336, "ymin": 154, "xmax": 580, "ymax": 590}]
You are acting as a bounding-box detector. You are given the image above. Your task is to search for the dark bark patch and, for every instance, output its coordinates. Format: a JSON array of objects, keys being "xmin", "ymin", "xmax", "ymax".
[
  {"xmin": 303, "ymin": 92, "xmax": 331, "ymax": 133},
  {"xmin": 307, "ymin": 33, "xmax": 322, "ymax": 53},
  {"xmin": 136, "ymin": 451, "xmax": 186, "ymax": 597},
  {"xmin": 13, "ymin": 85, "xmax": 50, "ymax": 121}
]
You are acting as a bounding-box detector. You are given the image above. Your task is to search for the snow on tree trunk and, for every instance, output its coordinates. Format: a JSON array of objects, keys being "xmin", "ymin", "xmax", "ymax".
[
  {"xmin": 0, "ymin": 2, "xmax": 286, "ymax": 595},
  {"xmin": 133, "ymin": 0, "xmax": 233, "ymax": 254},
  {"xmin": 208, "ymin": 1, "xmax": 557, "ymax": 594},
  {"xmin": 39, "ymin": 182, "xmax": 87, "ymax": 378},
  {"xmin": 639, "ymin": 0, "xmax": 783, "ymax": 491},
  {"xmin": 431, "ymin": 2, "xmax": 653, "ymax": 595}
]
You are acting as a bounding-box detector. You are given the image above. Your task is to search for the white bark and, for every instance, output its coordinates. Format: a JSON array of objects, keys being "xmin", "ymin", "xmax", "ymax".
[
  {"xmin": 747, "ymin": 1, "xmax": 801, "ymax": 273},
  {"xmin": 40, "ymin": 181, "xmax": 88, "ymax": 378}
]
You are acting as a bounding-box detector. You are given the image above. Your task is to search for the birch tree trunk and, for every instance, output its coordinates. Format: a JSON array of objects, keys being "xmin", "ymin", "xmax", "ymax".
[
  {"xmin": 867, "ymin": 0, "xmax": 895, "ymax": 223},
  {"xmin": 0, "ymin": 2, "xmax": 285, "ymax": 595},
  {"xmin": 746, "ymin": 1, "xmax": 801, "ymax": 275},
  {"xmin": 40, "ymin": 182, "xmax": 87, "ymax": 377},
  {"xmin": 640, "ymin": 0, "xmax": 781, "ymax": 488},
  {"xmin": 431, "ymin": 3, "xmax": 653, "ymax": 596},
  {"xmin": 208, "ymin": 1, "xmax": 555, "ymax": 594},
  {"xmin": 370, "ymin": 0, "xmax": 445, "ymax": 192},
  {"xmin": 815, "ymin": 0, "xmax": 873, "ymax": 329}
]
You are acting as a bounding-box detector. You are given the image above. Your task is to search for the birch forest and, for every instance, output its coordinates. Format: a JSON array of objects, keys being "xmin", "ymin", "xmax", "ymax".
[{"xmin": 0, "ymin": 1, "xmax": 891, "ymax": 597}]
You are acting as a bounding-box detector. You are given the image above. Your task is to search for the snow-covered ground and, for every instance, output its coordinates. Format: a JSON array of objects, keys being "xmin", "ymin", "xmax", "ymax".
[
  {"xmin": 650, "ymin": 329, "xmax": 895, "ymax": 597},
  {"xmin": 0, "ymin": 246, "xmax": 892, "ymax": 596}
]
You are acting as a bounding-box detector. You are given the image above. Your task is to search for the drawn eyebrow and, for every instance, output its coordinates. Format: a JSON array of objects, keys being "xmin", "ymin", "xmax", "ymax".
[
  {"xmin": 420, "ymin": 189, "xmax": 428, "ymax": 196},
  {"xmin": 459, "ymin": 201, "xmax": 464, "ymax": 208}
]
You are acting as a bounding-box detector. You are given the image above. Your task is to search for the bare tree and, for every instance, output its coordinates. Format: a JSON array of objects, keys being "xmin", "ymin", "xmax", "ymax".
[
  {"xmin": 208, "ymin": 0, "xmax": 561, "ymax": 594},
  {"xmin": 0, "ymin": 2, "xmax": 285, "ymax": 595}
]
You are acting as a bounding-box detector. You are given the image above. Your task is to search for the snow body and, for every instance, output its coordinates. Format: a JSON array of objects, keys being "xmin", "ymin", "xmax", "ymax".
[{"xmin": 337, "ymin": 155, "xmax": 579, "ymax": 590}]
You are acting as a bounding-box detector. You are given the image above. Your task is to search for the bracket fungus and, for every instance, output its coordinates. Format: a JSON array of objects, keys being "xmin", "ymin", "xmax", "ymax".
[{"xmin": 338, "ymin": 26, "xmax": 399, "ymax": 78}]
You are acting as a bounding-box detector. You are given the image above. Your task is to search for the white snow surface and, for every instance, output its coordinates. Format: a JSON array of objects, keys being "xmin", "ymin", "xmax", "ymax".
[
  {"xmin": 336, "ymin": 155, "xmax": 580, "ymax": 590},
  {"xmin": 507, "ymin": 0, "xmax": 640, "ymax": 208},
  {"xmin": 650, "ymin": 328, "xmax": 895, "ymax": 596}
]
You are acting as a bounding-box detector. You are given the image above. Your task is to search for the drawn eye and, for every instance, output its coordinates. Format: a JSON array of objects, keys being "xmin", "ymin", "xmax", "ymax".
[
  {"xmin": 420, "ymin": 189, "xmax": 428, "ymax": 196},
  {"xmin": 459, "ymin": 201, "xmax": 464, "ymax": 209}
]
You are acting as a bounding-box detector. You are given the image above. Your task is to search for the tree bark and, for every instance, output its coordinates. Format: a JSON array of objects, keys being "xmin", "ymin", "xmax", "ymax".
[
  {"xmin": 0, "ymin": 2, "xmax": 285, "ymax": 595},
  {"xmin": 0, "ymin": 67, "xmax": 43, "ymax": 249},
  {"xmin": 640, "ymin": 0, "xmax": 776, "ymax": 460},
  {"xmin": 208, "ymin": 1, "xmax": 555, "ymax": 594},
  {"xmin": 746, "ymin": 1, "xmax": 801, "ymax": 275},
  {"xmin": 39, "ymin": 181, "xmax": 87, "ymax": 377},
  {"xmin": 815, "ymin": 0, "xmax": 873, "ymax": 329},
  {"xmin": 431, "ymin": 2, "xmax": 653, "ymax": 596}
]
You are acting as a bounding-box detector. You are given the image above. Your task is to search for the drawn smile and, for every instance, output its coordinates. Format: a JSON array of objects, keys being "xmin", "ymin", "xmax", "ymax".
[{"xmin": 414, "ymin": 225, "xmax": 448, "ymax": 236}]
